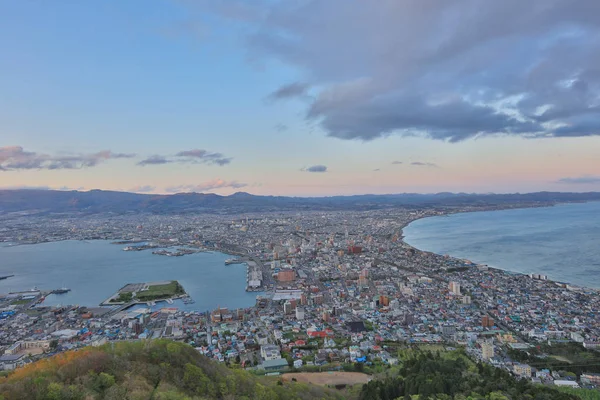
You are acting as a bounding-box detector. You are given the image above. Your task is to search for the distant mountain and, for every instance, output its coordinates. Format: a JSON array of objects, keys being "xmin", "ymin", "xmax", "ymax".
[{"xmin": 1, "ymin": 189, "xmax": 600, "ymax": 215}]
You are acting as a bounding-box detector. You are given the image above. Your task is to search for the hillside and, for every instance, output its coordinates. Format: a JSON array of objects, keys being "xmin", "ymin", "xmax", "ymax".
[
  {"xmin": 0, "ymin": 341, "xmax": 593, "ymax": 400},
  {"xmin": 0, "ymin": 340, "xmax": 342, "ymax": 400},
  {"xmin": 2, "ymin": 189, "xmax": 600, "ymax": 215}
]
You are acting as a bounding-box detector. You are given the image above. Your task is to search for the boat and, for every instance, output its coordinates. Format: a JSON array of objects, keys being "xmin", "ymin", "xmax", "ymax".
[{"xmin": 53, "ymin": 287, "xmax": 71, "ymax": 294}]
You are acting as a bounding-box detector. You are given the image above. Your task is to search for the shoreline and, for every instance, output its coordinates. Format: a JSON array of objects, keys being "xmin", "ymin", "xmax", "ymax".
[{"xmin": 399, "ymin": 202, "xmax": 600, "ymax": 292}]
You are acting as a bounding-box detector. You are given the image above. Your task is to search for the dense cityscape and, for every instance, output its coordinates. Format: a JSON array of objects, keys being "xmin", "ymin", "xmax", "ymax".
[{"xmin": 1, "ymin": 205, "xmax": 599, "ymax": 394}]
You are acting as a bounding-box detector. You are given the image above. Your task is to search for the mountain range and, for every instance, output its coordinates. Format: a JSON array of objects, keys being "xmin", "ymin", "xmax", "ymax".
[{"xmin": 2, "ymin": 189, "xmax": 600, "ymax": 215}]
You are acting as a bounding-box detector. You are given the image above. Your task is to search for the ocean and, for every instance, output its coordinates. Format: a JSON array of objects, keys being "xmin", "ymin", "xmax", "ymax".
[
  {"xmin": 403, "ymin": 202, "xmax": 600, "ymax": 288},
  {"xmin": 0, "ymin": 240, "xmax": 258, "ymax": 311}
]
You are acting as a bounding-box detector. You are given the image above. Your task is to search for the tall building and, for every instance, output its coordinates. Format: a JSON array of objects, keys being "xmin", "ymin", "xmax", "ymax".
[
  {"xmin": 300, "ymin": 293, "xmax": 308, "ymax": 305},
  {"xmin": 482, "ymin": 315, "xmax": 495, "ymax": 328},
  {"xmin": 277, "ymin": 269, "xmax": 295, "ymax": 282},
  {"xmin": 379, "ymin": 295, "xmax": 390, "ymax": 307},
  {"xmin": 449, "ymin": 281, "xmax": 461, "ymax": 295},
  {"xmin": 481, "ymin": 341, "xmax": 495, "ymax": 360},
  {"xmin": 295, "ymin": 307, "xmax": 305, "ymax": 320},
  {"xmin": 283, "ymin": 301, "xmax": 292, "ymax": 314}
]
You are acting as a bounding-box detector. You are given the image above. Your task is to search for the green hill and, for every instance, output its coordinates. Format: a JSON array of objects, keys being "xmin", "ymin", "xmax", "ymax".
[
  {"xmin": 0, "ymin": 340, "xmax": 342, "ymax": 400},
  {"xmin": 0, "ymin": 341, "xmax": 594, "ymax": 400}
]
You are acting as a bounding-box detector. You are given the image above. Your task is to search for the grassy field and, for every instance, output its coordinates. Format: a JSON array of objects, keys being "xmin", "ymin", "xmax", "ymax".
[
  {"xmin": 10, "ymin": 299, "xmax": 31, "ymax": 305},
  {"xmin": 281, "ymin": 372, "xmax": 371, "ymax": 386},
  {"xmin": 136, "ymin": 281, "xmax": 185, "ymax": 301}
]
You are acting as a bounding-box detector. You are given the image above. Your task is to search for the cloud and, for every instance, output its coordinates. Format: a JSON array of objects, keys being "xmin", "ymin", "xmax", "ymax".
[
  {"xmin": 175, "ymin": 149, "xmax": 231, "ymax": 165},
  {"xmin": 0, "ymin": 185, "xmax": 52, "ymax": 190},
  {"xmin": 411, "ymin": 161, "xmax": 439, "ymax": 168},
  {"xmin": 137, "ymin": 155, "xmax": 172, "ymax": 166},
  {"xmin": 0, "ymin": 146, "xmax": 135, "ymax": 171},
  {"xmin": 302, "ymin": 165, "xmax": 328, "ymax": 173},
  {"xmin": 266, "ymin": 82, "xmax": 311, "ymax": 102},
  {"xmin": 373, "ymin": 168, "xmax": 380, "ymax": 172},
  {"xmin": 556, "ymin": 175, "xmax": 600, "ymax": 184},
  {"xmin": 391, "ymin": 161, "xmax": 403, "ymax": 165},
  {"xmin": 128, "ymin": 185, "xmax": 156, "ymax": 193},
  {"xmin": 0, "ymin": 185, "xmax": 84, "ymax": 191},
  {"xmin": 138, "ymin": 149, "xmax": 232, "ymax": 166},
  {"xmin": 197, "ymin": 1, "xmax": 600, "ymax": 141},
  {"xmin": 274, "ymin": 123, "xmax": 288, "ymax": 132},
  {"xmin": 165, "ymin": 179, "xmax": 248, "ymax": 193}
]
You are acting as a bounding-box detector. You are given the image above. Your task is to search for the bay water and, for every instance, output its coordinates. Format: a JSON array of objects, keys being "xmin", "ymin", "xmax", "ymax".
[
  {"xmin": 0, "ymin": 240, "xmax": 258, "ymax": 311},
  {"xmin": 403, "ymin": 202, "xmax": 600, "ymax": 288}
]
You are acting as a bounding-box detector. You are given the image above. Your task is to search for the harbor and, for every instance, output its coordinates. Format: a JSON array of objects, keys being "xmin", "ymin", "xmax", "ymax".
[{"xmin": 225, "ymin": 258, "xmax": 265, "ymax": 292}]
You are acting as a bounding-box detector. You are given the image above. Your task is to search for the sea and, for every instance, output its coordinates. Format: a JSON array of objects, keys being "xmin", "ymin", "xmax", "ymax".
[
  {"xmin": 403, "ymin": 201, "xmax": 600, "ymax": 289},
  {"xmin": 0, "ymin": 240, "xmax": 258, "ymax": 311}
]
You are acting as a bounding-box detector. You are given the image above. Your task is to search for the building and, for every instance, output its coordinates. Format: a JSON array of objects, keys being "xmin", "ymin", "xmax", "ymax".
[
  {"xmin": 260, "ymin": 358, "xmax": 289, "ymax": 372},
  {"xmin": 513, "ymin": 363, "xmax": 532, "ymax": 377},
  {"xmin": 554, "ymin": 380, "xmax": 579, "ymax": 388},
  {"xmin": 260, "ymin": 344, "xmax": 281, "ymax": 361},
  {"xmin": 449, "ymin": 281, "xmax": 461, "ymax": 295},
  {"xmin": 379, "ymin": 295, "xmax": 390, "ymax": 307},
  {"xmin": 0, "ymin": 354, "xmax": 26, "ymax": 371},
  {"xmin": 283, "ymin": 301, "xmax": 293, "ymax": 315},
  {"xmin": 584, "ymin": 341, "xmax": 600, "ymax": 349},
  {"xmin": 462, "ymin": 295, "xmax": 472, "ymax": 305},
  {"xmin": 4, "ymin": 340, "xmax": 50, "ymax": 355},
  {"xmin": 295, "ymin": 307, "xmax": 305, "ymax": 320},
  {"xmin": 482, "ymin": 315, "xmax": 495, "ymax": 328},
  {"xmin": 358, "ymin": 275, "xmax": 368, "ymax": 287},
  {"xmin": 276, "ymin": 269, "xmax": 295, "ymax": 282},
  {"xmin": 313, "ymin": 294, "xmax": 324, "ymax": 305},
  {"xmin": 581, "ymin": 373, "xmax": 600, "ymax": 386},
  {"xmin": 481, "ymin": 341, "xmax": 495, "ymax": 360},
  {"xmin": 347, "ymin": 246, "xmax": 362, "ymax": 254},
  {"xmin": 322, "ymin": 310, "xmax": 330, "ymax": 322}
]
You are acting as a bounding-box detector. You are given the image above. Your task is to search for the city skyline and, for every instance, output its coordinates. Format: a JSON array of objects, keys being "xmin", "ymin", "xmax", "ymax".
[{"xmin": 2, "ymin": 1, "xmax": 600, "ymax": 196}]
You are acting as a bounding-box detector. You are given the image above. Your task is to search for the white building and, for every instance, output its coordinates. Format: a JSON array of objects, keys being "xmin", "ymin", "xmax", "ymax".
[{"xmin": 260, "ymin": 344, "xmax": 281, "ymax": 361}]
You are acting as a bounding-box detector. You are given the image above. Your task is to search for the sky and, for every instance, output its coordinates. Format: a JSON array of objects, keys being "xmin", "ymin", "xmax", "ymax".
[{"xmin": 1, "ymin": 0, "xmax": 600, "ymax": 196}]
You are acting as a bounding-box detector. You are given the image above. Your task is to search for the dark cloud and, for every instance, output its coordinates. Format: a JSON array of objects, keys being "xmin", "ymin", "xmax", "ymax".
[
  {"xmin": 0, "ymin": 146, "xmax": 135, "ymax": 171},
  {"xmin": 373, "ymin": 168, "xmax": 380, "ymax": 172},
  {"xmin": 391, "ymin": 161, "xmax": 403, "ymax": 165},
  {"xmin": 557, "ymin": 176, "xmax": 600, "ymax": 184},
  {"xmin": 274, "ymin": 123, "xmax": 288, "ymax": 132},
  {"xmin": 175, "ymin": 149, "xmax": 231, "ymax": 165},
  {"xmin": 197, "ymin": 0, "xmax": 600, "ymax": 141},
  {"xmin": 266, "ymin": 82, "xmax": 311, "ymax": 102},
  {"xmin": 137, "ymin": 155, "xmax": 172, "ymax": 166},
  {"xmin": 302, "ymin": 165, "xmax": 328, "ymax": 173},
  {"xmin": 139, "ymin": 149, "xmax": 232, "ymax": 166},
  {"xmin": 165, "ymin": 179, "xmax": 247, "ymax": 193},
  {"xmin": 411, "ymin": 161, "xmax": 439, "ymax": 168}
]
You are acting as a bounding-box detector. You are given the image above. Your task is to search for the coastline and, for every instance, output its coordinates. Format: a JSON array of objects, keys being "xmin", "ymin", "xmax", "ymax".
[{"xmin": 399, "ymin": 202, "xmax": 600, "ymax": 292}]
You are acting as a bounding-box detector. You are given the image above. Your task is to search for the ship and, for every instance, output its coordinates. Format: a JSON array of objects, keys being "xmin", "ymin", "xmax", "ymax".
[{"xmin": 53, "ymin": 287, "xmax": 71, "ymax": 294}]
